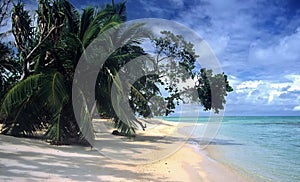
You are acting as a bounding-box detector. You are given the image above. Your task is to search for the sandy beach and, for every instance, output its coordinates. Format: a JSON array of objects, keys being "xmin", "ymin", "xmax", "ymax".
[{"xmin": 0, "ymin": 119, "xmax": 248, "ymax": 182}]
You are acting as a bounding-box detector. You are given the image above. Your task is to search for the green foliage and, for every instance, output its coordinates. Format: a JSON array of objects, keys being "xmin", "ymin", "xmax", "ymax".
[
  {"xmin": 110, "ymin": 70, "xmax": 136, "ymax": 136},
  {"xmin": 1, "ymin": 0, "xmax": 130, "ymax": 142},
  {"xmin": 0, "ymin": 0, "xmax": 233, "ymax": 142},
  {"xmin": 196, "ymin": 68, "xmax": 233, "ymax": 113},
  {"xmin": 0, "ymin": 43, "xmax": 21, "ymax": 99},
  {"xmin": 127, "ymin": 31, "xmax": 233, "ymax": 116},
  {"xmin": 12, "ymin": 1, "xmax": 33, "ymax": 57},
  {"xmin": 1, "ymin": 72, "xmax": 68, "ymax": 136},
  {"xmin": 149, "ymin": 31, "xmax": 199, "ymax": 115},
  {"xmin": 94, "ymin": 23, "xmax": 151, "ymax": 133}
]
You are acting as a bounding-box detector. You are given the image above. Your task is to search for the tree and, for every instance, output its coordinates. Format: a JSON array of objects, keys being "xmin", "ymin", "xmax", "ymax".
[
  {"xmin": 0, "ymin": 42, "xmax": 20, "ymax": 99},
  {"xmin": 0, "ymin": 0, "xmax": 21, "ymax": 100},
  {"xmin": 0, "ymin": 0, "xmax": 132, "ymax": 144},
  {"xmin": 147, "ymin": 31, "xmax": 198, "ymax": 116},
  {"xmin": 150, "ymin": 31, "xmax": 233, "ymax": 115},
  {"xmin": 1, "ymin": 0, "xmax": 233, "ymax": 143},
  {"xmin": 196, "ymin": 68, "xmax": 233, "ymax": 113},
  {"xmin": 93, "ymin": 30, "xmax": 233, "ymax": 136},
  {"xmin": 123, "ymin": 31, "xmax": 233, "ymax": 117},
  {"xmin": 93, "ymin": 23, "xmax": 153, "ymax": 136}
]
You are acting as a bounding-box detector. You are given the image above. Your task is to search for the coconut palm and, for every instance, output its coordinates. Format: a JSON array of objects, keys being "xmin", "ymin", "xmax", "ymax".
[
  {"xmin": 0, "ymin": 0, "xmax": 141, "ymax": 143},
  {"xmin": 1, "ymin": 0, "xmax": 233, "ymax": 143}
]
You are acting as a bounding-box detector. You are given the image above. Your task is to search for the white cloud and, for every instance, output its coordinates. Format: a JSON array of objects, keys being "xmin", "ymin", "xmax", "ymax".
[
  {"xmin": 227, "ymin": 75, "xmax": 240, "ymax": 88},
  {"xmin": 228, "ymin": 74, "xmax": 300, "ymax": 109},
  {"xmin": 178, "ymin": 0, "xmax": 300, "ymax": 114},
  {"xmin": 6, "ymin": 0, "xmax": 300, "ymax": 116},
  {"xmin": 285, "ymin": 74, "xmax": 300, "ymax": 92},
  {"xmin": 268, "ymin": 90, "xmax": 286, "ymax": 103},
  {"xmin": 249, "ymin": 27, "xmax": 300, "ymax": 68},
  {"xmin": 236, "ymin": 80, "xmax": 263, "ymax": 92},
  {"xmin": 270, "ymin": 83, "xmax": 290, "ymax": 89},
  {"xmin": 293, "ymin": 106, "xmax": 300, "ymax": 111}
]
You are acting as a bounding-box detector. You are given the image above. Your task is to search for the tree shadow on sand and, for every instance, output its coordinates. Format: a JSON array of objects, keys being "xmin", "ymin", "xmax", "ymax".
[{"xmin": 0, "ymin": 134, "xmax": 184, "ymax": 181}]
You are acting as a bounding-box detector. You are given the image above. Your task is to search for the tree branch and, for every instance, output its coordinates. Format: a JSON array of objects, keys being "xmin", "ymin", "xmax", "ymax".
[
  {"xmin": 20, "ymin": 24, "xmax": 64, "ymax": 80},
  {"xmin": 24, "ymin": 24, "xmax": 64, "ymax": 62}
]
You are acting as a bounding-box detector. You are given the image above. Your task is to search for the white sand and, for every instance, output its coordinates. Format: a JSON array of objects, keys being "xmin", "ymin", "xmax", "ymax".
[{"xmin": 0, "ymin": 119, "xmax": 249, "ymax": 182}]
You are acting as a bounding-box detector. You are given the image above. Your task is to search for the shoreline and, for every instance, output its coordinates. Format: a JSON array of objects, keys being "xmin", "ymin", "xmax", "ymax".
[
  {"xmin": 191, "ymin": 144, "xmax": 255, "ymax": 182},
  {"xmin": 137, "ymin": 118, "xmax": 253, "ymax": 181},
  {"xmin": 0, "ymin": 119, "xmax": 252, "ymax": 181},
  {"xmin": 204, "ymin": 145, "xmax": 258, "ymax": 182}
]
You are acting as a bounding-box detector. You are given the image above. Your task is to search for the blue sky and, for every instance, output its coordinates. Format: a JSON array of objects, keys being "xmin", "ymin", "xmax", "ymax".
[{"xmin": 6, "ymin": 0, "xmax": 300, "ymax": 116}]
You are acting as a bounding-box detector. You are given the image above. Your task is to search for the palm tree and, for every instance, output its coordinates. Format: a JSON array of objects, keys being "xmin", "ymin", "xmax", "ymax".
[
  {"xmin": 0, "ymin": 0, "xmax": 141, "ymax": 143},
  {"xmin": 1, "ymin": 0, "xmax": 233, "ymax": 143}
]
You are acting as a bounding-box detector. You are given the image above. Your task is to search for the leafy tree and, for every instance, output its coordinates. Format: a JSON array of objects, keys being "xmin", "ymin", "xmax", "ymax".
[
  {"xmin": 94, "ymin": 30, "xmax": 233, "ymax": 136},
  {"xmin": 0, "ymin": 42, "xmax": 20, "ymax": 99},
  {"xmin": 0, "ymin": 0, "xmax": 21, "ymax": 101},
  {"xmin": 196, "ymin": 68, "xmax": 233, "ymax": 113},
  {"xmin": 0, "ymin": 0, "xmax": 131, "ymax": 143},
  {"xmin": 0, "ymin": 0, "xmax": 233, "ymax": 142},
  {"xmin": 94, "ymin": 24, "xmax": 152, "ymax": 136},
  {"xmin": 147, "ymin": 31, "xmax": 198, "ymax": 116},
  {"xmin": 124, "ymin": 31, "xmax": 233, "ymax": 117}
]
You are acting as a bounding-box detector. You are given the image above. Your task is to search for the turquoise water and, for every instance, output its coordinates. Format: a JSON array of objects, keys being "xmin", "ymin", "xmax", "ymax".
[{"xmin": 164, "ymin": 116, "xmax": 300, "ymax": 182}]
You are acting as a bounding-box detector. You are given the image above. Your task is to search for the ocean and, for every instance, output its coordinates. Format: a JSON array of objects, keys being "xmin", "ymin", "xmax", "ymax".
[{"xmin": 163, "ymin": 116, "xmax": 300, "ymax": 182}]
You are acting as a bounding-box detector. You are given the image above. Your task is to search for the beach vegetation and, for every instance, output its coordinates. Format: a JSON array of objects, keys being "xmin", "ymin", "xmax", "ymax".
[{"xmin": 0, "ymin": 0, "xmax": 232, "ymax": 144}]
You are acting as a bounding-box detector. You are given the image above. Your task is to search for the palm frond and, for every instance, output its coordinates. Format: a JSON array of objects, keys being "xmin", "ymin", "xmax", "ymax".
[
  {"xmin": 98, "ymin": 15, "xmax": 122, "ymax": 35},
  {"xmin": 1, "ymin": 73, "xmax": 43, "ymax": 115},
  {"xmin": 34, "ymin": 72, "xmax": 68, "ymax": 141},
  {"xmin": 110, "ymin": 69, "xmax": 136, "ymax": 136},
  {"xmin": 60, "ymin": 0, "xmax": 80, "ymax": 34},
  {"xmin": 0, "ymin": 73, "xmax": 49, "ymax": 136},
  {"xmin": 75, "ymin": 88, "xmax": 95, "ymax": 145},
  {"xmin": 1, "ymin": 71, "xmax": 68, "ymax": 138},
  {"xmin": 79, "ymin": 7, "xmax": 95, "ymax": 43},
  {"xmin": 38, "ymin": 72, "xmax": 68, "ymax": 112},
  {"xmin": 118, "ymin": 23, "xmax": 149, "ymax": 45}
]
